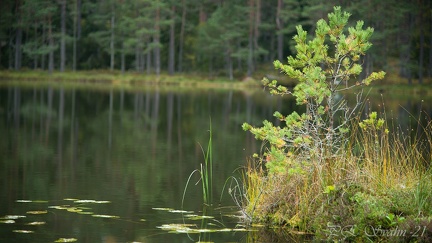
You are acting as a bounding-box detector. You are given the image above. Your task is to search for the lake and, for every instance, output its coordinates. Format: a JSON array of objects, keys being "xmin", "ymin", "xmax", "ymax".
[{"xmin": 0, "ymin": 83, "xmax": 430, "ymax": 242}]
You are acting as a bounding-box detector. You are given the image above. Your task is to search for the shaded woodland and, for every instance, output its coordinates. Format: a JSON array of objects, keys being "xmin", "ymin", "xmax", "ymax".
[{"xmin": 0, "ymin": 0, "xmax": 431, "ymax": 83}]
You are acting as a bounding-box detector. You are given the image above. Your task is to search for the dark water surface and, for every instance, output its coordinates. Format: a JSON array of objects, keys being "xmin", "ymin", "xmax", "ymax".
[
  {"xmin": 0, "ymin": 84, "xmax": 290, "ymax": 243},
  {"xmin": 0, "ymin": 84, "xmax": 430, "ymax": 242}
]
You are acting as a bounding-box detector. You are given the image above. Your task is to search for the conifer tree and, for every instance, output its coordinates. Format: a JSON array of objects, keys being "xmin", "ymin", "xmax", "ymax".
[{"xmin": 243, "ymin": 7, "xmax": 386, "ymax": 173}]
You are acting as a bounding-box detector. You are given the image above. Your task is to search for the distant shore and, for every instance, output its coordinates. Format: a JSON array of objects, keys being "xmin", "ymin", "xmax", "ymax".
[{"xmin": 0, "ymin": 70, "xmax": 431, "ymax": 94}]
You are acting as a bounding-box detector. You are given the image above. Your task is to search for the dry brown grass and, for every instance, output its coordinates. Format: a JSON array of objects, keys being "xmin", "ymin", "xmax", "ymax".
[{"xmin": 243, "ymin": 115, "xmax": 432, "ymax": 240}]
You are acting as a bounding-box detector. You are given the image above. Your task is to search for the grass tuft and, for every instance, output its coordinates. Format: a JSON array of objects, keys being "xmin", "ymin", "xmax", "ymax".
[{"xmin": 242, "ymin": 113, "xmax": 432, "ymax": 241}]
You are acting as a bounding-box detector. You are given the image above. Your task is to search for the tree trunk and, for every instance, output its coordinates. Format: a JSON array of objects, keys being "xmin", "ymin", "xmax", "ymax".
[
  {"xmin": 77, "ymin": 0, "xmax": 81, "ymax": 39},
  {"xmin": 168, "ymin": 6, "xmax": 175, "ymax": 75},
  {"xmin": 226, "ymin": 46, "xmax": 233, "ymax": 80},
  {"xmin": 429, "ymin": 10, "xmax": 432, "ymax": 78},
  {"xmin": 14, "ymin": 27, "xmax": 22, "ymax": 70},
  {"xmin": 110, "ymin": 6, "xmax": 115, "ymax": 71},
  {"xmin": 41, "ymin": 26, "xmax": 46, "ymax": 70},
  {"xmin": 399, "ymin": 13, "xmax": 413, "ymax": 84},
  {"xmin": 48, "ymin": 15, "xmax": 54, "ymax": 74},
  {"xmin": 76, "ymin": 0, "xmax": 82, "ymax": 70},
  {"xmin": 178, "ymin": 0, "xmax": 186, "ymax": 72},
  {"xmin": 418, "ymin": 1, "xmax": 424, "ymax": 84},
  {"xmin": 14, "ymin": 0, "xmax": 22, "ymax": 70},
  {"xmin": 121, "ymin": 44, "xmax": 125, "ymax": 74},
  {"xmin": 154, "ymin": 6, "xmax": 161, "ymax": 76},
  {"xmin": 33, "ymin": 25, "xmax": 38, "ymax": 69},
  {"xmin": 60, "ymin": 0, "xmax": 66, "ymax": 72},
  {"xmin": 276, "ymin": 0, "xmax": 283, "ymax": 61},
  {"xmin": 146, "ymin": 43, "xmax": 152, "ymax": 74},
  {"xmin": 254, "ymin": 0, "xmax": 261, "ymax": 62},
  {"xmin": 73, "ymin": 0, "xmax": 77, "ymax": 71},
  {"xmin": 247, "ymin": 0, "xmax": 254, "ymax": 77}
]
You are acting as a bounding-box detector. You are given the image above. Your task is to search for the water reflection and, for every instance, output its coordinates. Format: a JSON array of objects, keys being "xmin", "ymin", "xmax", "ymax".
[
  {"xmin": 0, "ymin": 85, "xmax": 289, "ymax": 242},
  {"xmin": 0, "ymin": 85, "xmax": 430, "ymax": 242}
]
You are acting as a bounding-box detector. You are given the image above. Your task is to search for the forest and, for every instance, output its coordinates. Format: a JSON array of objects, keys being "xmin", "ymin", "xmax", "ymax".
[{"xmin": 0, "ymin": 0, "xmax": 431, "ymax": 83}]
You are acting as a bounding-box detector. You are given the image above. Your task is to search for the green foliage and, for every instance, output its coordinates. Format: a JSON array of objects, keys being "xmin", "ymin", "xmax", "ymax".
[
  {"xmin": 359, "ymin": 111, "xmax": 388, "ymax": 133},
  {"xmin": 244, "ymin": 6, "xmax": 386, "ymax": 173}
]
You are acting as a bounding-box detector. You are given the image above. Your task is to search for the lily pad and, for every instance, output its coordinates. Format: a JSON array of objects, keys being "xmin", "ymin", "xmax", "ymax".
[
  {"xmin": 64, "ymin": 198, "xmax": 79, "ymax": 201},
  {"xmin": 0, "ymin": 220, "xmax": 15, "ymax": 224},
  {"xmin": 54, "ymin": 238, "xmax": 78, "ymax": 242},
  {"xmin": 48, "ymin": 206, "xmax": 71, "ymax": 210},
  {"xmin": 152, "ymin": 207, "xmax": 174, "ymax": 211},
  {"xmin": 157, "ymin": 223, "xmax": 196, "ymax": 231},
  {"xmin": 26, "ymin": 221, "xmax": 46, "ymax": 226},
  {"xmin": 1, "ymin": 215, "xmax": 26, "ymax": 219},
  {"xmin": 92, "ymin": 214, "xmax": 119, "ymax": 219},
  {"xmin": 16, "ymin": 200, "xmax": 48, "ymax": 203},
  {"xmin": 16, "ymin": 200, "xmax": 32, "ymax": 203},
  {"xmin": 185, "ymin": 215, "xmax": 214, "ymax": 220},
  {"xmin": 67, "ymin": 208, "xmax": 83, "ymax": 213},
  {"xmin": 74, "ymin": 199, "xmax": 110, "ymax": 204},
  {"xmin": 168, "ymin": 210, "xmax": 194, "ymax": 214},
  {"xmin": 77, "ymin": 211, "xmax": 93, "ymax": 215},
  {"xmin": 13, "ymin": 230, "xmax": 34, "ymax": 233},
  {"xmin": 26, "ymin": 210, "xmax": 48, "ymax": 215}
]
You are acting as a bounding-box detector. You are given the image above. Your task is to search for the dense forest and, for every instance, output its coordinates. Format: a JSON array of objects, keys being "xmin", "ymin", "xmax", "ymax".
[{"xmin": 0, "ymin": 0, "xmax": 431, "ymax": 83}]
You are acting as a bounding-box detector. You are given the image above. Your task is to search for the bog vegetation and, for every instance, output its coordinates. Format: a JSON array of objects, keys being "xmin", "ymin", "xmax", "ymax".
[{"xmin": 242, "ymin": 6, "xmax": 432, "ymax": 241}]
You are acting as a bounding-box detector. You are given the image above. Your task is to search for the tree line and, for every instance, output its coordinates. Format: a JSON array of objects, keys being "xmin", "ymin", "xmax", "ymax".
[{"xmin": 0, "ymin": 0, "xmax": 431, "ymax": 83}]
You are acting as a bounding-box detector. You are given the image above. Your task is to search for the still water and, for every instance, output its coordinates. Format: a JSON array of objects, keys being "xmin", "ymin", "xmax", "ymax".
[
  {"xmin": 0, "ymin": 84, "xmax": 430, "ymax": 242},
  {"xmin": 0, "ymin": 84, "xmax": 291, "ymax": 242}
]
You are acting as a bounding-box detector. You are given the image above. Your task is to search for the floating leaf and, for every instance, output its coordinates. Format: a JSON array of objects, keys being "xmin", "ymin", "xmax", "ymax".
[
  {"xmin": 26, "ymin": 210, "xmax": 48, "ymax": 215},
  {"xmin": 64, "ymin": 198, "xmax": 79, "ymax": 201},
  {"xmin": 49, "ymin": 206, "xmax": 70, "ymax": 210},
  {"xmin": 32, "ymin": 200, "xmax": 49, "ymax": 203},
  {"xmin": 0, "ymin": 220, "xmax": 15, "ymax": 224},
  {"xmin": 54, "ymin": 238, "xmax": 78, "ymax": 242},
  {"xmin": 16, "ymin": 199, "xmax": 48, "ymax": 203},
  {"xmin": 168, "ymin": 210, "xmax": 193, "ymax": 214},
  {"xmin": 152, "ymin": 207, "xmax": 174, "ymax": 211},
  {"xmin": 139, "ymin": 219, "xmax": 146, "ymax": 222},
  {"xmin": 67, "ymin": 208, "xmax": 83, "ymax": 213},
  {"xmin": 74, "ymin": 200, "xmax": 96, "ymax": 203},
  {"xmin": 27, "ymin": 221, "xmax": 46, "ymax": 226},
  {"xmin": 77, "ymin": 211, "xmax": 93, "ymax": 215},
  {"xmin": 13, "ymin": 230, "xmax": 34, "ymax": 234},
  {"xmin": 157, "ymin": 223, "xmax": 196, "ymax": 231},
  {"xmin": 2, "ymin": 215, "xmax": 26, "ymax": 219},
  {"xmin": 76, "ymin": 207, "xmax": 91, "ymax": 210},
  {"xmin": 92, "ymin": 214, "xmax": 119, "ymax": 219},
  {"xmin": 93, "ymin": 201, "xmax": 110, "ymax": 204},
  {"xmin": 74, "ymin": 200, "xmax": 110, "ymax": 204},
  {"xmin": 186, "ymin": 215, "xmax": 214, "ymax": 220}
]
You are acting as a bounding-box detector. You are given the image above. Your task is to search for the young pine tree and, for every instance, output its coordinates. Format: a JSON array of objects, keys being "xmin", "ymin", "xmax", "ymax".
[{"xmin": 243, "ymin": 6, "xmax": 385, "ymax": 174}]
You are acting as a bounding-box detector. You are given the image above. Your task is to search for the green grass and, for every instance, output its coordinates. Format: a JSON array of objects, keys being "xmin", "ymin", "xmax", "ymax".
[
  {"xmin": 182, "ymin": 123, "xmax": 214, "ymax": 208},
  {"xmin": 0, "ymin": 69, "xmax": 261, "ymax": 91}
]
